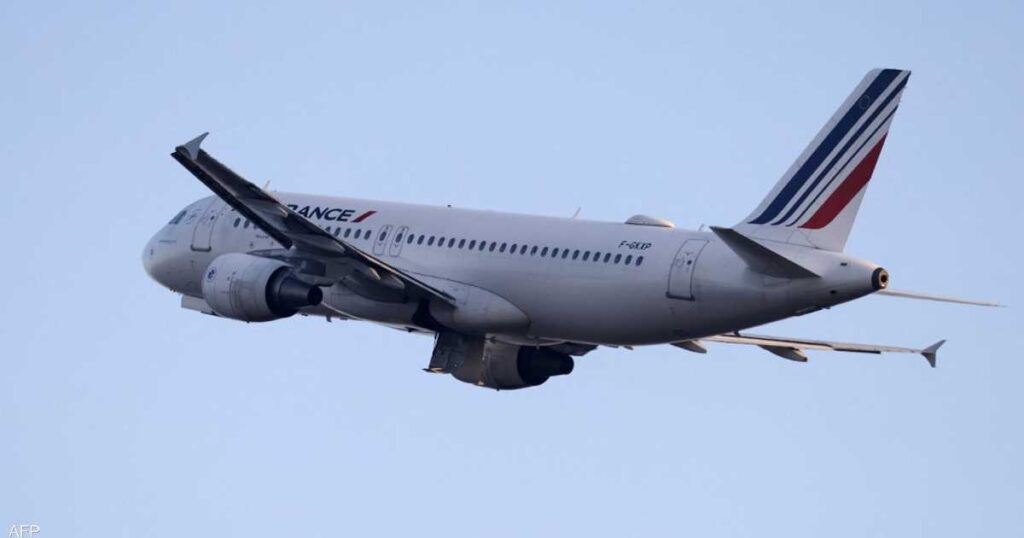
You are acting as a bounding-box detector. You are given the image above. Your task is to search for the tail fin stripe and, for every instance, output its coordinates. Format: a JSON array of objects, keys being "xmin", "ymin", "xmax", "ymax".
[
  {"xmin": 799, "ymin": 134, "xmax": 887, "ymax": 229},
  {"xmin": 785, "ymin": 104, "xmax": 898, "ymax": 227},
  {"xmin": 772, "ymin": 75, "xmax": 909, "ymax": 226},
  {"xmin": 747, "ymin": 69, "xmax": 902, "ymax": 225}
]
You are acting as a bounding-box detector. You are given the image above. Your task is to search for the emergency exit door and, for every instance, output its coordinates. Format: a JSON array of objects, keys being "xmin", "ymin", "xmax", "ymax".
[
  {"xmin": 372, "ymin": 224, "xmax": 393, "ymax": 256},
  {"xmin": 389, "ymin": 225, "xmax": 409, "ymax": 257}
]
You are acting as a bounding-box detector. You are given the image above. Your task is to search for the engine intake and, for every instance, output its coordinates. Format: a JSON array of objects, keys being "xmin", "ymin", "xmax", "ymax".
[{"xmin": 202, "ymin": 253, "xmax": 322, "ymax": 322}]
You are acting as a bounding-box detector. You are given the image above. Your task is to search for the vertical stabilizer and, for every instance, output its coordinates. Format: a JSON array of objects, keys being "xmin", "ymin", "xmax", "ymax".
[{"xmin": 736, "ymin": 69, "xmax": 911, "ymax": 251}]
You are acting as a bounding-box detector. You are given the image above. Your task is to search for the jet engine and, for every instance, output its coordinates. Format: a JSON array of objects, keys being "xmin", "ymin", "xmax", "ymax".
[
  {"xmin": 201, "ymin": 253, "xmax": 323, "ymax": 322},
  {"xmin": 431, "ymin": 333, "xmax": 574, "ymax": 390}
]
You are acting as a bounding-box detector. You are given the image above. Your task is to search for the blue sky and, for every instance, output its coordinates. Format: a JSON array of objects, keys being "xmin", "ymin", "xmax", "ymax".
[{"xmin": 1, "ymin": 1, "xmax": 1021, "ymax": 536}]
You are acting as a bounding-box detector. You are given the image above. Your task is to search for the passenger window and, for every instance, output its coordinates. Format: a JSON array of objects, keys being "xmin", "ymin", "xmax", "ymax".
[
  {"xmin": 510, "ymin": 243, "xmax": 518, "ymax": 253},
  {"xmin": 499, "ymin": 243, "xmax": 507, "ymax": 253},
  {"xmin": 561, "ymin": 249, "xmax": 569, "ymax": 259},
  {"xmin": 428, "ymin": 236, "xmax": 435, "ymax": 246},
  {"xmin": 243, "ymin": 220, "xmax": 250, "ymax": 229},
  {"xmin": 344, "ymin": 228, "xmax": 351, "ymax": 238},
  {"xmin": 541, "ymin": 247, "xmax": 548, "ymax": 256},
  {"xmin": 479, "ymin": 241, "xmax": 486, "ymax": 251},
  {"xmin": 572, "ymin": 249, "xmax": 579, "ymax": 260},
  {"xmin": 489, "ymin": 242, "xmax": 496, "ymax": 252},
  {"xmin": 520, "ymin": 245, "xmax": 528, "ymax": 255},
  {"xmin": 364, "ymin": 230, "xmax": 371, "ymax": 240},
  {"xmin": 233, "ymin": 218, "xmax": 241, "ymax": 227},
  {"xmin": 530, "ymin": 246, "xmax": 538, "ymax": 255},
  {"xmin": 468, "ymin": 240, "xmax": 476, "ymax": 250},
  {"xmin": 603, "ymin": 253, "xmax": 611, "ymax": 263},
  {"xmin": 625, "ymin": 255, "xmax": 633, "ymax": 265},
  {"xmin": 592, "ymin": 251, "xmax": 600, "ymax": 262},
  {"xmin": 551, "ymin": 248, "xmax": 559, "ymax": 257},
  {"xmin": 417, "ymin": 235, "xmax": 425, "ymax": 245},
  {"xmin": 380, "ymin": 230, "xmax": 388, "ymax": 241},
  {"xmin": 448, "ymin": 238, "xmax": 456, "ymax": 248},
  {"xmin": 334, "ymin": 228, "xmax": 341, "ymax": 237},
  {"xmin": 582, "ymin": 251, "xmax": 590, "ymax": 261},
  {"xmin": 614, "ymin": 254, "xmax": 622, "ymax": 264},
  {"xmin": 459, "ymin": 239, "xmax": 466, "ymax": 249},
  {"xmin": 636, "ymin": 256, "xmax": 644, "ymax": 266},
  {"xmin": 407, "ymin": 234, "xmax": 415, "ymax": 244},
  {"xmin": 395, "ymin": 232, "xmax": 403, "ymax": 243}
]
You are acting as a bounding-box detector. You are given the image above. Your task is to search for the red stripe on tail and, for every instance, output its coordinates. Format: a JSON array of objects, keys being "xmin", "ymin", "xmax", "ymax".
[{"xmin": 800, "ymin": 135, "xmax": 887, "ymax": 230}]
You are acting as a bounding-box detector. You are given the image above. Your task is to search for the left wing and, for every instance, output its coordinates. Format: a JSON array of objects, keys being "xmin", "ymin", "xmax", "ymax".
[
  {"xmin": 674, "ymin": 332, "xmax": 944, "ymax": 367},
  {"xmin": 171, "ymin": 132, "xmax": 457, "ymax": 307}
]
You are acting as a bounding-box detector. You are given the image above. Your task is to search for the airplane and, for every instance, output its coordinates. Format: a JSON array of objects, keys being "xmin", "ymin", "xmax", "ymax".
[{"xmin": 143, "ymin": 68, "xmax": 1000, "ymax": 390}]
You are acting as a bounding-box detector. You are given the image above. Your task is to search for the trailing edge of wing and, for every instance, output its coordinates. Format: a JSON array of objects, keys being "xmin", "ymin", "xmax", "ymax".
[
  {"xmin": 676, "ymin": 332, "xmax": 943, "ymax": 367},
  {"xmin": 170, "ymin": 133, "xmax": 457, "ymax": 307},
  {"xmin": 876, "ymin": 288, "xmax": 1004, "ymax": 308}
]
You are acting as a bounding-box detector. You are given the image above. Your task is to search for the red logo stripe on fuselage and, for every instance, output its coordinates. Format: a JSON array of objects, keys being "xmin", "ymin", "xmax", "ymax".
[{"xmin": 352, "ymin": 210, "xmax": 376, "ymax": 223}]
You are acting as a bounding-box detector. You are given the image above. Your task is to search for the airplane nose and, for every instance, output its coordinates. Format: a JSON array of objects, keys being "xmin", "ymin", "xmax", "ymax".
[
  {"xmin": 142, "ymin": 236, "xmax": 158, "ymax": 280},
  {"xmin": 142, "ymin": 231, "xmax": 178, "ymax": 288}
]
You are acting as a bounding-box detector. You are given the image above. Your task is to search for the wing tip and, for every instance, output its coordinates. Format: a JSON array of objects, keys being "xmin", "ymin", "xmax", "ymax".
[
  {"xmin": 177, "ymin": 132, "xmax": 209, "ymax": 160},
  {"xmin": 922, "ymin": 339, "xmax": 945, "ymax": 368}
]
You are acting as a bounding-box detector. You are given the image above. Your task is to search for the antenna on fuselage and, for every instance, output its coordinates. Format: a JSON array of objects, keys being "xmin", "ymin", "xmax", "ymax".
[{"xmin": 571, "ymin": 207, "xmax": 582, "ymax": 219}]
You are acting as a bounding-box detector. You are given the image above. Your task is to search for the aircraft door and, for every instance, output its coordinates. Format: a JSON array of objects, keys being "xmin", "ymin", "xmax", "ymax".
[
  {"xmin": 389, "ymin": 225, "xmax": 409, "ymax": 257},
  {"xmin": 372, "ymin": 224, "xmax": 393, "ymax": 256},
  {"xmin": 667, "ymin": 239, "xmax": 709, "ymax": 300},
  {"xmin": 191, "ymin": 199, "xmax": 226, "ymax": 252}
]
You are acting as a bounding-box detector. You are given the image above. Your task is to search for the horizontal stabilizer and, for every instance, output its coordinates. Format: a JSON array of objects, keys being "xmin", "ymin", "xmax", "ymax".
[
  {"xmin": 710, "ymin": 226, "xmax": 819, "ymax": 279},
  {"xmin": 876, "ymin": 289, "xmax": 1004, "ymax": 307}
]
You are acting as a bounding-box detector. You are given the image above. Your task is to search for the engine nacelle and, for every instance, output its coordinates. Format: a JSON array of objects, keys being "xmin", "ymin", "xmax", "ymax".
[
  {"xmin": 201, "ymin": 253, "xmax": 323, "ymax": 322},
  {"xmin": 435, "ymin": 334, "xmax": 574, "ymax": 390}
]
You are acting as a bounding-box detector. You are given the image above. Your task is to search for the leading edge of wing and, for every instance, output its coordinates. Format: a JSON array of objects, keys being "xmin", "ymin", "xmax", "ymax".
[{"xmin": 170, "ymin": 133, "xmax": 457, "ymax": 307}]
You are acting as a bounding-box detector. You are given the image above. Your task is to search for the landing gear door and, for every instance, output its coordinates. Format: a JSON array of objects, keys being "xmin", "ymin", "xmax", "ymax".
[
  {"xmin": 667, "ymin": 239, "xmax": 708, "ymax": 300},
  {"xmin": 372, "ymin": 224, "xmax": 393, "ymax": 256},
  {"xmin": 389, "ymin": 225, "xmax": 409, "ymax": 257},
  {"xmin": 191, "ymin": 199, "xmax": 226, "ymax": 252}
]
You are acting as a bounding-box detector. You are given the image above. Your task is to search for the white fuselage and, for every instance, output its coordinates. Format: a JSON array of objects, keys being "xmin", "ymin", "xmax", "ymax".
[{"xmin": 143, "ymin": 192, "xmax": 882, "ymax": 346}]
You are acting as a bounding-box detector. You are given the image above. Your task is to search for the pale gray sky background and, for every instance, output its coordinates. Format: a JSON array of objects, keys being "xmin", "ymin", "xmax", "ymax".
[{"xmin": 2, "ymin": 1, "xmax": 1021, "ymax": 536}]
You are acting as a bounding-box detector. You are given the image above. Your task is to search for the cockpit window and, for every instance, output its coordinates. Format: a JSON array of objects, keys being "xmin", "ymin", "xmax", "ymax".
[{"xmin": 168, "ymin": 210, "xmax": 187, "ymax": 225}]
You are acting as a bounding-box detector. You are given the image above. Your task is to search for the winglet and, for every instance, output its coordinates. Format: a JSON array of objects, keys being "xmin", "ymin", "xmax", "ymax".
[
  {"xmin": 922, "ymin": 340, "xmax": 944, "ymax": 368},
  {"xmin": 178, "ymin": 132, "xmax": 209, "ymax": 160}
]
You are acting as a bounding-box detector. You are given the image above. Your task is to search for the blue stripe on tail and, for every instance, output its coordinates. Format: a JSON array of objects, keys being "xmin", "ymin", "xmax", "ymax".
[
  {"xmin": 773, "ymin": 75, "xmax": 908, "ymax": 226},
  {"xmin": 747, "ymin": 69, "xmax": 901, "ymax": 225}
]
